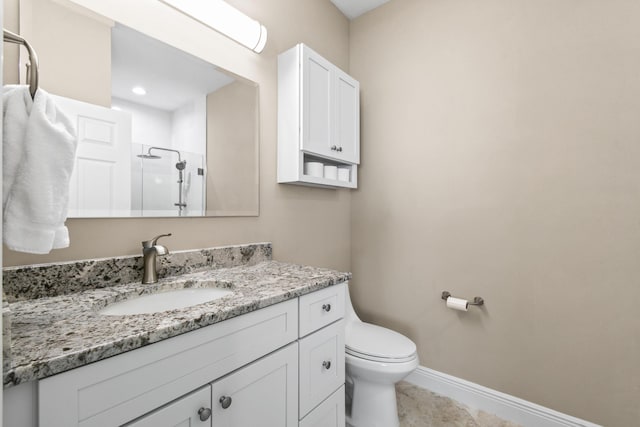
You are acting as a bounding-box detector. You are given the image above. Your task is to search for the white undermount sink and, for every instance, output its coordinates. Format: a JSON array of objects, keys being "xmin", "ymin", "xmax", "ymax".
[{"xmin": 99, "ymin": 288, "xmax": 234, "ymax": 315}]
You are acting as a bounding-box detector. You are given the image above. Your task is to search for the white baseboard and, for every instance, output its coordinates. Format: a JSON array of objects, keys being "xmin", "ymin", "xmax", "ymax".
[{"xmin": 404, "ymin": 366, "xmax": 601, "ymax": 427}]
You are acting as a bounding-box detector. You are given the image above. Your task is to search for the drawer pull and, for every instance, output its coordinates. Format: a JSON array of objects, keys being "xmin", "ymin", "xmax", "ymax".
[
  {"xmin": 198, "ymin": 407, "xmax": 212, "ymax": 421},
  {"xmin": 322, "ymin": 360, "xmax": 332, "ymax": 370},
  {"xmin": 322, "ymin": 303, "xmax": 331, "ymax": 312},
  {"xmin": 219, "ymin": 395, "xmax": 233, "ymax": 409}
]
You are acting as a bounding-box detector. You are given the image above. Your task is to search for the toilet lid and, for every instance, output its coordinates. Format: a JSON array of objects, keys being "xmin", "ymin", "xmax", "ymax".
[{"xmin": 345, "ymin": 322, "xmax": 417, "ymax": 361}]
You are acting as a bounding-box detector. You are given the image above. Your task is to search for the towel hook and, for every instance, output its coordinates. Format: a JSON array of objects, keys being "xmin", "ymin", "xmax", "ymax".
[{"xmin": 3, "ymin": 29, "xmax": 39, "ymax": 99}]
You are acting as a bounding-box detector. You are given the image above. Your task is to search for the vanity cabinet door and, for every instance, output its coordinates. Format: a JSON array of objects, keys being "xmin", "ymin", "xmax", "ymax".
[
  {"xmin": 124, "ymin": 385, "xmax": 211, "ymax": 427},
  {"xmin": 299, "ymin": 385, "xmax": 345, "ymax": 427},
  {"xmin": 210, "ymin": 343, "xmax": 299, "ymax": 426}
]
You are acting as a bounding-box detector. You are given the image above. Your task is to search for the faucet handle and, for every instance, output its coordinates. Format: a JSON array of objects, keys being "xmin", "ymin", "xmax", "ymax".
[{"xmin": 142, "ymin": 233, "xmax": 172, "ymax": 248}]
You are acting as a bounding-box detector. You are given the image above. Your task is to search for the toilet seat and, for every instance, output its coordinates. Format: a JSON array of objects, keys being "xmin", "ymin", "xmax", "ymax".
[{"xmin": 346, "ymin": 322, "xmax": 417, "ymax": 363}]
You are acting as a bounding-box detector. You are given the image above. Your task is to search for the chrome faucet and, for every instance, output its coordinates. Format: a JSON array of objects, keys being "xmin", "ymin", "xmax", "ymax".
[{"xmin": 142, "ymin": 233, "xmax": 171, "ymax": 284}]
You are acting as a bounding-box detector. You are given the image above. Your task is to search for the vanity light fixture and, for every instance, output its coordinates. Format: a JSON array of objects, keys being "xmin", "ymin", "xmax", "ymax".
[
  {"xmin": 132, "ymin": 86, "xmax": 147, "ymax": 95},
  {"xmin": 160, "ymin": 0, "xmax": 267, "ymax": 53}
]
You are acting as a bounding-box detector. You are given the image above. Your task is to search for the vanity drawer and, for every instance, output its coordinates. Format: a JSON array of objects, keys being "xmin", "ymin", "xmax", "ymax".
[
  {"xmin": 299, "ymin": 319, "xmax": 345, "ymax": 418},
  {"xmin": 299, "ymin": 384, "xmax": 345, "ymax": 427},
  {"xmin": 299, "ymin": 282, "xmax": 345, "ymax": 337}
]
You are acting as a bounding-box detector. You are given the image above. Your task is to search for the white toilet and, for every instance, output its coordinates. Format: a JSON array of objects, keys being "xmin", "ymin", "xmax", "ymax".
[{"xmin": 344, "ymin": 284, "xmax": 419, "ymax": 427}]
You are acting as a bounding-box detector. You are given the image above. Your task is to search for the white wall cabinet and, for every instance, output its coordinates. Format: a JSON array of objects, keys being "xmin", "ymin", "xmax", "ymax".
[
  {"xmin": 7, "ymin": 284, "xmax": 348, "ymax": 427},
  {"xmin": 278, "ymin": 43, "xmax": 360, "ymax": 189}
]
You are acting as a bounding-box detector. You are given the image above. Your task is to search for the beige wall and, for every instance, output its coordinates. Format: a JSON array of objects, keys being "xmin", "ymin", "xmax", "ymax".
[
  {"xmin": 206, "ymin": 81, "xmax": 259, "ymax": 215},
  {"xmin": 4, "ymin": 0, "xmax": 352, "ymax": 273},
  {"xmin": 349, "ymin": 0, "xmax": 640, "ymax": 426},
  {"xmin": 8, "ymin": 0, "xmax": 112, "ymax": 106}
]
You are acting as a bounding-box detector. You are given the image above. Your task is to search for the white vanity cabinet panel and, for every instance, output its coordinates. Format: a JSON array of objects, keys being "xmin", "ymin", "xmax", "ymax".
[
  {"xmin": 299, "ymin": 282, "xmax": 345, "ymax": 337},
  {"xmin": 38, "ymin": 299, "xmax": 297, "ymax": 427},
  {"xmin": 124, "ymin": 385, "xmax": 211, "ymax": 427},
  {"xmin": 299, "ymin": 320, "xmax": 346, "ymax": 419},
  {"xmin": 299, "ymin": 385, "xmax": 345, "ymax": 427},
  {"xmin": 210, "ymin": 343, "xmax": 298, "ymax": 426},
  {"xmin": 278, "ymin": 43, "xmax": 360, "ymax": 189}
]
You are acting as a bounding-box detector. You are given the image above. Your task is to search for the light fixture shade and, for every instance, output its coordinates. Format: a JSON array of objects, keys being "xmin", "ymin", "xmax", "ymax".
[{"xmin": 161, "ymin": 0, "xmax": 268, "ymax": 53}]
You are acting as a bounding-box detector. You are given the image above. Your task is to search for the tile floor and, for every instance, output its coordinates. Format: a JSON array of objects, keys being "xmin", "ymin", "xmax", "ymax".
[{"xmin": 396, "ymin": 381, "xmax": 523, "ymax": 427}]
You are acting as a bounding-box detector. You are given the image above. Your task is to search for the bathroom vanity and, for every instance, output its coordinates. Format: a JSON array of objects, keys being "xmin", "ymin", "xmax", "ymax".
[{"xmin": 3, "ymin": 243, "xmax": 349, "ymax": 427}]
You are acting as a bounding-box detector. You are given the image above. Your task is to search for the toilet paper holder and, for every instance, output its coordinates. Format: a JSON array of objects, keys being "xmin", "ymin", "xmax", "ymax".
[{"xmin": 441, "ymin": 291, "xmax": 484, "ymax": 306}]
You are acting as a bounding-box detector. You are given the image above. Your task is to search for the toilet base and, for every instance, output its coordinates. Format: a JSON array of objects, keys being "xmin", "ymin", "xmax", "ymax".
[{"xmin": 346, "ymin": 377, "xmax": 400, "ymax": 427}]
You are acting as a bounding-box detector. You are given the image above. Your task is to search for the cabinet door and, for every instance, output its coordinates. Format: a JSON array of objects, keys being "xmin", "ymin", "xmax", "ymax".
[
  {"xmin": 210, "ymin": 343, "xmax": 298, "ymax": 426},
  {"xmin": 301, "ymin": 47, "xmax": 333, "ymax": 158},
  {"xmin": 124, "ymin": 385, "xmax": 211, "ymax": 427},
  {"xmin": 333, "ymin": 70, "xmax": 360, "ymax": 164}
]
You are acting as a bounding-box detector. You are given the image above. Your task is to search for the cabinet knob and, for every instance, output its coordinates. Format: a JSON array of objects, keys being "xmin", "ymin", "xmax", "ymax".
[
  {"xmin": 331, "ymin": 145, "xmax": 338, "ymax": 151},
  {"xmin": 198, "ymin": 407, "xmax": 212, "ymax": 421},
  {"xmin": 322, "ymin": 360, "xmax": 332, "ymax": 370},
  {"xmin": 337, "ymin": 146, "xmax": 343, "ymax": 152},
  {"xmin": 219, "ymin": 395, "xmax": 233, "ymax": 409},
  {"xmin": 322, "ymin": 303, "xmax": 331, "ymax": 312}
]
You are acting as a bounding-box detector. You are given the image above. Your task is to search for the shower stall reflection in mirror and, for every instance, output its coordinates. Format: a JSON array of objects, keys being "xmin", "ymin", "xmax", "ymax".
[{"xmin": 132, "ymin": 143, "xmax": 205, "ymax": 217}]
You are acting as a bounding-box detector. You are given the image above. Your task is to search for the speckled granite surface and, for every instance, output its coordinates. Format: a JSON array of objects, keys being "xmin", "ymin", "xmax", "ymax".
[
  {"xmin": 3, "ymin": 244, "xmax": 350, "ymax": 388},
  {"xmin": 3, "ymin": 242, "xmax": 272, "ymax": 302}
]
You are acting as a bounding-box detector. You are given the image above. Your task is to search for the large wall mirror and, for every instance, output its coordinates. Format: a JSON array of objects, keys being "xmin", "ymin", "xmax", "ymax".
[{"xmin": 9, "ymin": 0, "xmax": 259, "ymax": 217}]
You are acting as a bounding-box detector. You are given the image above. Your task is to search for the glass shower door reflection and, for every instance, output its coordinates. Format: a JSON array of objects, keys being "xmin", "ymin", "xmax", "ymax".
[{"xmin": 132, "ymin": 144, "xmax": 205, "ymax": 216}]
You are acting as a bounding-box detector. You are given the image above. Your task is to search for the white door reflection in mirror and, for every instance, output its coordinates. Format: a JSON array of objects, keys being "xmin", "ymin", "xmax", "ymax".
[{"xmin": 54, "ymin": 95, "xmax": 133, "ymax": 217}]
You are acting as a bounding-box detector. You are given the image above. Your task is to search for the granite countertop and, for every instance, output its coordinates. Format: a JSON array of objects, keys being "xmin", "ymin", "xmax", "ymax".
[{"xmin": 3, "ymin": 246, "xmax": 351, "ymax": 388}]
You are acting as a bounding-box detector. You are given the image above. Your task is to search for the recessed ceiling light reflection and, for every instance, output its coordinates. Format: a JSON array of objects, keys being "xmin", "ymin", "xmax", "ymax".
[{"xmin": 132, "ymin": 86, "xmax": 147, "ymax": 95}]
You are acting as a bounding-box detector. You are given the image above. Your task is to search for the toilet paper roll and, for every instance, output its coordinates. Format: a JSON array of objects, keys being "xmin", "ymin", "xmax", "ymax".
[
  {"xmin": 324, "ymin": 165, "xmax": 338, "ymax": 180},
  {"xmin": 337, "ymin": 166, "xmax": 350, "ymax": 182},
  {"xmin": 446, "ymin": 297, "xmax": 468, "ymax": 312},
  {"xmin": 304, "ymin": 161, "xmax": 324, "ymax": 178}
]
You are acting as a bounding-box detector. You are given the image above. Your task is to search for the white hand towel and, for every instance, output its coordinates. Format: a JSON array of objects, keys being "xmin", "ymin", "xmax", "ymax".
[
  {"xmin": 2, "ymin": 85, "xmax": 31, "ymax": 207},
  {"xmin": 3, "ymin": 86, "xmax": 77, "ymax": 254}
]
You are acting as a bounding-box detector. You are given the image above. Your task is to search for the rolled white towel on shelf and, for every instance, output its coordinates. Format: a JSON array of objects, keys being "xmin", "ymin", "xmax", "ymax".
[{"xmin": 2, "ymin": 86, "xmax": 78, "ymax": 254}]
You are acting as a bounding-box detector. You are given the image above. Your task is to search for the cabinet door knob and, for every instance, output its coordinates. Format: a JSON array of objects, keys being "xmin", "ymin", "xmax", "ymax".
[
  {"xmin": 337, "ymin": 146, "xmax": 343, "ymax": 152},
  {"xmin": 198, "ymin": 407, "xmax": 212, "ymax": 421},
  {"xmin": 322, "ymin": 360, "xmax": 332, "ymax": 370},
  {"xmin": 331, "ymin": 145, "xmax": 338, "ymax": 151},
  {"xmin": 219, "ymin": 395, "xmax": 233, "ymax": 409},
  {"xmin": 322, "ymin": 303, "xmax": 331, "ymax": 312}
]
